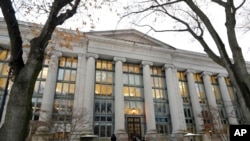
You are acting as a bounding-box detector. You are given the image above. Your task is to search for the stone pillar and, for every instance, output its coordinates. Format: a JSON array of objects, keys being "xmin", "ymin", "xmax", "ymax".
[
  {"xmin": 40, "ymin": 51, "xmax": 62, "ymax": 122},
  {"xmin": 113, "ymin": 57, "xmax": 128, "ymax": 141},
  {"xmin": 185, "ymin": 69, "xmax": 203, "ymax": 133},
  {"xmin": 73, "ymin": 53, "xmax": 87, "ymax": 112},
  {"xmin": 82, "ymin": 53, "xmax": 99, "ymax": 135},
  {"xmin": 141, "ymin": 61, "xmax": 157, "ymax": 136},
  {"xmin": 71, "ymin": 53, "xmax": 87, "ymax": 140},
  {"xmin": 217, "ymin": 74, "xmax": 238, "ymax": 124},
  {"xmin": 164, "ymin": 65, "xmax": 186, "ymax": 134},
  {"xmin": 36, "ymin": 51, "xmax": 61, "ymax": 135},
  {"xmin": 202, "ymin": 72, "xmax": 217, "ymax": 108}
]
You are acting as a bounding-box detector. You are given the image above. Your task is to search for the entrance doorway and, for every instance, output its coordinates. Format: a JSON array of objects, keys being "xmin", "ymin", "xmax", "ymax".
[{"xmin": 127, "ymin": 117, "xmax": 141, "ymax": 141}]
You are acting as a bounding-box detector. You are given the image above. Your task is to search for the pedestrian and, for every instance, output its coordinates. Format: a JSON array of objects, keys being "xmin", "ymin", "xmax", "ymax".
[
  {"xmin": 111, "ymin": 134, "xmax": 116, "ymax": 141},
  {"xmin": 132, "ymin": 135, "xmax": 137, "ymax": 141}
]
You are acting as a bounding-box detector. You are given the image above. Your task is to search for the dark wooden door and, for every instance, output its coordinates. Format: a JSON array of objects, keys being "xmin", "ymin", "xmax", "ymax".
[{"xmin": 127, "ymin": 117, "xmax": 141, "ymax": 141}]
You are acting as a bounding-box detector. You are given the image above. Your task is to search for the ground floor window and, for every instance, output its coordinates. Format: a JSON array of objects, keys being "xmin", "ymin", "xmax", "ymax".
[
  {"xmin": 156, "ymin": 123, "xmax": 169, "ymax": 134},
  {"xmin": 94, "ymin": 122, "xmax": 113, "ymax": 137}
]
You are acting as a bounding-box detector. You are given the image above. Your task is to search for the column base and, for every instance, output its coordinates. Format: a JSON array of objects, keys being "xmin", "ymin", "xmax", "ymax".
[
  {"xmin": 78, "ymin": 130, "xmax": 98, "ymax": 141},
  {"xmin": 31, "ymin": 126, "xmax": 50, "ymax": 141},
  {"xmin": 145, "ymin": 130, "xmax": 158, "ymax": 141},
  {"xmin": 114, "ymin": 129, "xmax": 128, "ymax": 141}
]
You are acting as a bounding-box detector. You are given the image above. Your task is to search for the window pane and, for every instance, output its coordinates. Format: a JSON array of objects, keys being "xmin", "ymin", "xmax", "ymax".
[
  {"xmin": 72, "ymin": 58, "xmax": 77, "ymax": 68},
  {"xmin": 96, "ymin": 60, "xmax": 101, "ymax": 69},
  {"xmin": 135, "ymin": 88, "xmax": 141, "ymax": 97},
  {"xmin": 129, "ymin": 87, "xmax": 135, "ymax": 97},
  {"xmin": 2, "ymin": 63, "xmax": 9, "ymax": 75},
  {"xmin": 107, "ymin": 72, "xmax": 113, "ymax": 83},
  {"xmin": 123, "ymin": 64, "xmax": 128, "ymax": 72},
  {"xmin": 57, "ymin": 69, "xmax": 64, "ymax": 80},
  {"xmin": 95, "ymin": 84, "xmax": 101, "ymax": 94},
  {"xmin": 101, "ymin": 85, "xmax": 107, "ymax": 95},
  {"xmin": 106, "ymin": 85, "xmax": 112, "ymax": 96},
  {"xmin": 56, "ymin": 83, "xmax": 62, "ymax": 93},
  {"xmin": 0, "ymin": 78, "xmax": 6, "ymax": 90},
  {"xmin": 123, "ymin": 74, "xmax": 128, "ymax": 84},
  {"xmin": 69, "ymin": 84, "xmax": 75, "ymax": 94},
  {"xmin": 63, "ymin": 83, "xmax": 69, "ymax": 94},
  {"xmin": 42, "ymin": 68, "xmax": 48, "ymax": 79},
  {"xmin": 134, "ymin": 65, "xmax": 140, "ymax": 73},
  {"xmin": 134, "ymin": 75, "xmax": 141, "ymax": 86},
  {"xmin": 107, "ymin": 125, "xmax": 112, "ymax": 137},
  {"xmin": 39, "ymin": 81, "xmax": 45, "ymax": 94},
  {"xmin": 65, "ymin": 58, "xmax": 72, "ymax": 67},
  {"xmin": 0, "ymin": 50, "xmax": 7, "ymax": 60},
  {"xmin": 102, "ymin": 61, "xmax": 107, "ymax": 69},
  {"xmin": 64, "ymin": 70, "xmax": 71, "ymax": 81},
  {"xmin": 154, "ymin": 77, "xmax": 159, "ymax": 87},
  {"xmin": 107, "ymin": 62, "xmax": 112, "ymax": 70},
  {"xmin": 100, "ymin": 126, "xmax": 105, "ymax": 137},
  {"xmin": 101, "ymin": 101, "xmax": 106, "ymax": 113},
  {"xmin": 101, "ymin": 72, "xmax": 107, "ymax": 83},
  {"xmin": 34, "ymin": 81, "xmax": 39, "ymax": 93},
  {"xmin": 123, "ymin": 87, "xmax": 129, "ymax": 96},
  {"xmin": 96, "ymin": 71, "xmax": 101, "ymax": 82},
  {"xmin": 129, "ymin": 74, "xmax": 134, "ymax": 85},
  {"xmin": 59, "ymin": 57, "xmax": 66, "ymax": 67},
  {"xmin": 71, "ymin": 70, "xmax": 76, "ymax": 81}
]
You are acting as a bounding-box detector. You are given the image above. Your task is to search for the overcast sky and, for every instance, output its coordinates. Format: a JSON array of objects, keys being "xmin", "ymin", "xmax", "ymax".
[{"xmin": 1, "ymin": 0, "xmax": 250, "ymax": 61}]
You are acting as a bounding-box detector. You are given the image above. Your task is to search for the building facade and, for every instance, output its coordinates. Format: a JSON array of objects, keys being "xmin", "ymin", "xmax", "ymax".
[{"xmin": 0, "ymin": 19, "xmax": 248, "ymax": 141}]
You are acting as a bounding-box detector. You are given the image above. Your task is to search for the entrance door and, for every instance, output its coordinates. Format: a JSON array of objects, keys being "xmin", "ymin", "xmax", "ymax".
[{"xmin": 127, "ymin": 117, "xmax": 141, "ymax": 141}]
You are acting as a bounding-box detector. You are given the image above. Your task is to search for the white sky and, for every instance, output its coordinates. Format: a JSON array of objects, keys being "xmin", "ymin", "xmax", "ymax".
[{"xmin": 1, "ymin": 0, "xmax": 250, "ymax": 61}]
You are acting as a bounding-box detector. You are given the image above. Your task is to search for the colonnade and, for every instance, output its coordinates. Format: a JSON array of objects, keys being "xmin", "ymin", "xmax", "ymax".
[{"xmin": 38, "ymin": 52, "xmax": 238, "ymax": 138}]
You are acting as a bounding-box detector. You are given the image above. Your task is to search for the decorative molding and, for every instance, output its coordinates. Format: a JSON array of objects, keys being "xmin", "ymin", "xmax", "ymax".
[
  {"xmin": 141, "ymin": 61, "xmax": 153, "ymax": 66},
  {"xmin": 217, "ymin": 73, "xmax": 228, "ymax": 78},
  {"xmin": 184, "ymin": 69, "xmax": 196, "ymax": 75},
  {"xmin": 87, "ymin": 53, "xmax": 99, "ymax": 59},
  {"xmin": 113, "ymin": 57, "xmax": 126, "ymax": 62},
  {"xmin": 163, "ymin": 64, "xmax": 175, "ymax": 70},
  {"xmin": 201, "ymin": 71, "xmax": 211, "ymax": 76}
]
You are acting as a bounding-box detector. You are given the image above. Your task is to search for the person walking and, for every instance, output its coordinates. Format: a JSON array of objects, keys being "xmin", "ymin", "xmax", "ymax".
[{"xmin": 111, "ymin": 134, "xmax": 116, "ymax": 141}]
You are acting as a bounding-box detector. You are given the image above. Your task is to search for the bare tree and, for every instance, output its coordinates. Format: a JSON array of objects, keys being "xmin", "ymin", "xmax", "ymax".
[
  {"xmin": 26, "ymin": 109, "xmax": 88, "ymax": 141},
  {"xmin": 120, "ymin": 0, "xmax": 250, "ymax": 123},
  {"xmin": 0, "ymin": 0, "xmax": 105, "ymax": 140},
  {"xmin": 198, "ymin": 106, "xmax": 234, "ymax": 141}
]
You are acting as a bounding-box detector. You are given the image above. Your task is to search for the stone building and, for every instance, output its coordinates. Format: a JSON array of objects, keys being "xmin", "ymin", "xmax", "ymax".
[{"xmin": 0, "ymin": 18, "xmax": 248, "ymax": 141}]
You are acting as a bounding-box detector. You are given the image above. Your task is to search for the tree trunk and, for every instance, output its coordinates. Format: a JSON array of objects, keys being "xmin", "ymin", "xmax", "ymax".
[
  {"xmin": 0, "ymin": 46, "xmax": 44, "ymax": 141},
  {"xmin": 228, "ymin": 63, "xmax": 250, "ymax": 124}
]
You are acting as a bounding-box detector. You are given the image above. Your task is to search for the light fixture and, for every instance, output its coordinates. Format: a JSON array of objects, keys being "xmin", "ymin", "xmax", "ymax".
[{"xmin": 132, "ymin": 108, "xmax": 136, "ymax": 114}]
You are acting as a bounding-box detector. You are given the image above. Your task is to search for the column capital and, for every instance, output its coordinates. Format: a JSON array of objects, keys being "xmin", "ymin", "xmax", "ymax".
[
  {"xmin": 113, "ymin": 57, "xmax": 126, "ymax": 62},
  {"xmin": 78, "ymin": 53, "xmax": 86, "ymax": 57},
  {"xmin": 201, "ymin": 71, "xmax": 212, "ymax": 76},
  {"xmin": 47, "ymin": 51, "xmax": 62, "ymax": 58},
  {"xmin": 185, "ymin": 69, "xmax": 196, "ymax": 75},
  {"xmin": 87, "ymin": 53, "xmax": 99, "ymax": 59},
  {"xmin": 163, "ymin": 64, "xmax": 175, "ymax": 69},
  {"xmin": 217, "ymin": 73, "xmax": 228, "ymax": 78},
  {"xmin": 141, "ymin": 61, "xmax": 153, "ymax": 66}
]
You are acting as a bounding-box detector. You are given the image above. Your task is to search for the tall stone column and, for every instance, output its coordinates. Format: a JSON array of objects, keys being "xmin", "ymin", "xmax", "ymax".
[
  {"xmin": 141, "ymin": 61, "xmax": 157, "ymax": 136},
  {"xmin": 185, "ymin": 70, "xmax": 203, "ymax": 133},
  {"xmin": 217, "ymin": 74, "xmax": 238, "ymax": 125},
  {"xmin": 202, "ymin": 72, "xmax": 217, "ymax": 108},
  {"xmin": 82, "ymin": 53, "xmax": 98, "ymax": 135},
  {"xmin": 73, "ymin": 53, "xmax": 87, "ymax": 112},
  {"xmin": 71, "ymin": 53, "xmax": 87, "ymax": 140},
  {"xmin": 113, "ymin": 57, "xmax": 128, "ymax": 141},
  {"xmin": 164, "ymin": 65, "xmax": 186, "ymax": 134},
  {"xmin": 40, "ymin": 51, "xmax": 62, "ymax": 122},
  {"xmin": 36, "ymin": 51, "xmax": 62, "ymax": 135}
]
